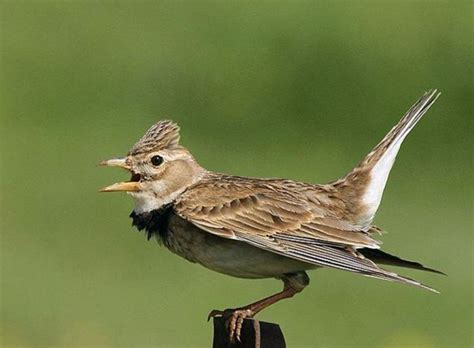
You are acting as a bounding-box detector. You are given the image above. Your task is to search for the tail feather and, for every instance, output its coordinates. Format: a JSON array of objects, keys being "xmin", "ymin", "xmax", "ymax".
[
  {"xmin": 338, "ymin": 90, "xmax": 441, "ymax": 227},
  {"xmin": 359, "ymin": 248, "xmax": 445, "ymax": 275}
]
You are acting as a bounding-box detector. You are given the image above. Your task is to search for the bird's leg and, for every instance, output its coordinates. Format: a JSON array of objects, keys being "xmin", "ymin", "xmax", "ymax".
[{"xmin": 208, "ymin": 272, "xmax": 309, "ymax": 342}]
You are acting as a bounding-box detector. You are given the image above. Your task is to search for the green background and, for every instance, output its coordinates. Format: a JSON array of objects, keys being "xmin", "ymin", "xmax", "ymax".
[{"xmin": 1, "ymin": 1, "xmax": 472, "ymax": 347}]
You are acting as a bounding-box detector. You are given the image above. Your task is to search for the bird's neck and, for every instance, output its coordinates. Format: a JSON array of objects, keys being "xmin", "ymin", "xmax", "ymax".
[{"xmin": 128, "ymin": 183, "xmax": 179, "ymax": 214}]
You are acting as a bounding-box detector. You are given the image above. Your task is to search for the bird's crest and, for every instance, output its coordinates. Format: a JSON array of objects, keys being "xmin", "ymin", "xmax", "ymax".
[{"xmin": 128, "ymin": 120, "xmax": 181, "ymax": 155}]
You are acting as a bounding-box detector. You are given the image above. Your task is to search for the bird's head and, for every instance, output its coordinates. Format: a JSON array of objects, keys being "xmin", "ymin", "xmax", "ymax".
[{"xmin": 99, "ymin": 120, "xmax": 206, "ymax": 213}]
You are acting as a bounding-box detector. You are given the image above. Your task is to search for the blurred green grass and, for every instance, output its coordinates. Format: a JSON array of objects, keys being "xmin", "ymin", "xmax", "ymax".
[{"xmin": 0, "ymin": 1, "xmax": 472, "ymax": 347}]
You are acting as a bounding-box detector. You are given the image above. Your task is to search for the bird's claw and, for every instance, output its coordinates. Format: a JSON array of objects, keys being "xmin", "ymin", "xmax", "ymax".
[{"xmin": 207, "ymin": 308, "xmax": 255, "ymax": 342}]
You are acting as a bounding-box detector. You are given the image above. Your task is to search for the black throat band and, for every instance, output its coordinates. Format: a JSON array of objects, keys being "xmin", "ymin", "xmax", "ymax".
[{"xmin": 129, "ymin": 204, "xmax": 173, "ymax": 241}]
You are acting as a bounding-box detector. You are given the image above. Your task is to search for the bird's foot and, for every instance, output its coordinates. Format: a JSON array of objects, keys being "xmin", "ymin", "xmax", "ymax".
[{"xmin": 208, "ymin": 307, "xmax": 255, "ymax": 342}]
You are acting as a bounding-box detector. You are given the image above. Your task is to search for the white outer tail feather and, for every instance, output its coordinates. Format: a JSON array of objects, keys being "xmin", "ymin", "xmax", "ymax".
[{"xmin": 360, "ymin": 90, "xmax": 441, "ymax": 225}]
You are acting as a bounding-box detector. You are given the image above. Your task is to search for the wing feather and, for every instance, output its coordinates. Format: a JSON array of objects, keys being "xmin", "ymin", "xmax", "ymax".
[
  {"xmin": 175, "ymin": 174, "xmax": 381, "ymax": 249},
  {"xmin": 237, "ymin": 232, "xmax": 437, "ymax": 291}
]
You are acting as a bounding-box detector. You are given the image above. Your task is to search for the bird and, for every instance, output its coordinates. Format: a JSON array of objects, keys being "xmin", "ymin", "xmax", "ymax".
[{"xmin": 100, "ymin": 90, "xmax": 443, "ymax": 342}]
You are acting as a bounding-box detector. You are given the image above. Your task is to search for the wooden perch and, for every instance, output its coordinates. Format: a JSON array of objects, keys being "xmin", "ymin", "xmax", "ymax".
[{"xmin": 212, "ymin": 317, "xmax": 286, "ymax": 348}]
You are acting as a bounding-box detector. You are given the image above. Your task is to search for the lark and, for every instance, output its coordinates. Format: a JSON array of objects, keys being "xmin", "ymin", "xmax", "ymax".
[{"xmin": 100, "ymin": 90, "xmax": 442, "ymax": 341}]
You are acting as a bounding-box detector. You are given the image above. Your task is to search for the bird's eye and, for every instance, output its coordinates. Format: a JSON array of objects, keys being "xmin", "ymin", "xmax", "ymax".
[{"xmin": 150, "ymin": 155, "xmax": 163, "ymax": 166}]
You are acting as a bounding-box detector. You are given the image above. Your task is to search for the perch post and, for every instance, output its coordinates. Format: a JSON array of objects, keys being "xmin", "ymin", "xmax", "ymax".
[{"xmin": 212, "ymin": 317, "xmax": 286, "ymax": 348}]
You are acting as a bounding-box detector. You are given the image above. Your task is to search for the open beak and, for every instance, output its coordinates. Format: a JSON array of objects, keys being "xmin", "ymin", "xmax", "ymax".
[
  {"xmin": 98, "ymin": 157, "xmax": 141, "ymax": 192},
  {"xmin": 98, "ymin": 158, "xmax": 130, "ymax": 170}
]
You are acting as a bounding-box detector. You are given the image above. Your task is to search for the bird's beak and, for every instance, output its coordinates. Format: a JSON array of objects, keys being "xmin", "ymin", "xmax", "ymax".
[
  {"xmin": 98, "ymin": 157, "xmax": 141, "ymax": 193},
  {"xmin": 98, "ymin": 158, "xmax": 131, "ymax": 170},
  {"xmin": 99, "ymin": 181, "xmax": 140, "ymax": 192}
]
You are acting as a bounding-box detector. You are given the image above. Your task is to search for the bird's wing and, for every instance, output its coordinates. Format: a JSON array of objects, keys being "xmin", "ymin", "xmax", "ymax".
[
  {"xmin": 174, "ymin": 175, "xmax": 437, "ymax": 291},
  {"xmin": 174, "ymin": 175, "xmax": 380, "ymax": 249}
]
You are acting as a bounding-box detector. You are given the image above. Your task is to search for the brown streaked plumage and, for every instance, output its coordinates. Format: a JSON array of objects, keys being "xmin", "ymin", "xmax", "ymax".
[{"xmin": 100, "ymin": 90, "xmax": 443, "ymax": 342}]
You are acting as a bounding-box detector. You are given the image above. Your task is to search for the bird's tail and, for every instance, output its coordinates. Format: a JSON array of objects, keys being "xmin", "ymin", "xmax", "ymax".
[
  {"xmin": 335, "ymin": 90, "xmax": 441, "ymax": 227},
  {"xmin": 359, "ymin": 248, "xmax": 445, "ymax": 275}
]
